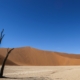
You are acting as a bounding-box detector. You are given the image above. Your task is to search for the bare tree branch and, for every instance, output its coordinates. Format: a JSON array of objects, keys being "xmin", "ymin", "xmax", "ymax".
[
  {"xmin": 0, "ymin": 48, "xmax": 14, "ymax": 77},
  {"xmin": 0, "ymin": 29, "xmax": 14, "ymax": 78},
  {"xmin": 0, "ymin": 29, "xmax": 5, "ymax": 44}
]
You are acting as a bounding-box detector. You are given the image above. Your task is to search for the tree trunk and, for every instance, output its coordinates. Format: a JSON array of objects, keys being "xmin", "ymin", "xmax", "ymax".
[{"xmin": 0, "ymin": 48, "xmax": 14, "ymax": 78}]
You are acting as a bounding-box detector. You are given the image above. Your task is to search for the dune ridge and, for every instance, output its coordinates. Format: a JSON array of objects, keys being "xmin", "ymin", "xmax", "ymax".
[{"xmin": 0, "ymin": 47, "xmax": 80, "ymax": 66}]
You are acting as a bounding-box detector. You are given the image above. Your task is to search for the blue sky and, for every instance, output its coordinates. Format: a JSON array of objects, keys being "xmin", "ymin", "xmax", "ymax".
[{"xmin": 0, "ymin": 0, "xmax": 80, "ymax": 54}]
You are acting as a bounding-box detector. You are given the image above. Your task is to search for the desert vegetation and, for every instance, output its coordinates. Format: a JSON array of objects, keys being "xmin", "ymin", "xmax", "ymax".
[{"xmin": 0, "ymin": 29, "xmax": 14, "ymax": 78}]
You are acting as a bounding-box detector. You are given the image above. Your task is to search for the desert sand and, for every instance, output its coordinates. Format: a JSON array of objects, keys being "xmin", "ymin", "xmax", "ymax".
[
  {"xmin": 0, "ymin": 47, "xmax": 80, "ymax": 80},
  {"xmin": 0, "ymin": 66, "xmax": 80, "ymax": 80},
  {"xmin": 0, "ymin": 47, "xmax": 80, "ymax": 66}
]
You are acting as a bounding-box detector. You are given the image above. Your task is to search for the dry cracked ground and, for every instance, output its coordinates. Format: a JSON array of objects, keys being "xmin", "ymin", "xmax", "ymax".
[{"xmin": 0, "ymin": 66, "xmax": 80, "ymax": 80}]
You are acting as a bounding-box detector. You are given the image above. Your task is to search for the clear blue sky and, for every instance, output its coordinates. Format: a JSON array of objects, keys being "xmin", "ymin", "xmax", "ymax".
[{"xmin": 0, "ymin": 0, "xmax": 80, "ymax": 54}]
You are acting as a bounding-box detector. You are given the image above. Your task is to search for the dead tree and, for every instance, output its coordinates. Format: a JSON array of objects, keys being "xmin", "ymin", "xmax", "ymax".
[
  {"xmin": 0, "ymin": 29, "xmax": 5, "ymax": 44},
  {"xmin": 0, "ymin": 29, "xmax": 14, "ymax": 78}
]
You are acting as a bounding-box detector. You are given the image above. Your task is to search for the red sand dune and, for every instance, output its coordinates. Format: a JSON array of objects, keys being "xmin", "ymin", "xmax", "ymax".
[{"xmin": 0, "ymin": 47, "xmax": 80, "ymax": 66}]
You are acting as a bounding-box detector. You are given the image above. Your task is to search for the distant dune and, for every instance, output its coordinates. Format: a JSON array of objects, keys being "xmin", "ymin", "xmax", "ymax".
[{"xmin": 0, "ymin": 47, "xmax": 80, "ymax": 66}]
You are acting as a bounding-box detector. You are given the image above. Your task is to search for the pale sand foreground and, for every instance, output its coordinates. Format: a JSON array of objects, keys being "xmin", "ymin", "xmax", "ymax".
[{"xmin": 0, "ymin": 66, "xmax": 80, "ymax": 80}]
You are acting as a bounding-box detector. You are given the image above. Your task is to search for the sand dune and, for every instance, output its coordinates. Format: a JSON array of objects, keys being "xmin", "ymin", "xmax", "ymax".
[{"xmin": 0, "ymin": 47, "xmax": 80, "ymax": 66}]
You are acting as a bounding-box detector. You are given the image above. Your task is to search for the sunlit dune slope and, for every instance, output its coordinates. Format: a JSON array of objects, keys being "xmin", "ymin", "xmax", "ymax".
[{"xmin": 0, "ymin": 47, "xmax": 80, "ymax": 66}]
